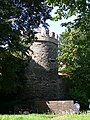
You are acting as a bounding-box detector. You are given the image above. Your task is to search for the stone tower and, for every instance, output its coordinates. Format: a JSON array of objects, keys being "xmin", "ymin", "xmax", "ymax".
[{"xmin": 23, "ymin": 28, "xmax": 64, "ymax": 102}]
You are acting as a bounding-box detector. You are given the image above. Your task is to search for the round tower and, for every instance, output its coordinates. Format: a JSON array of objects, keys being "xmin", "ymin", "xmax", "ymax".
[
  {"xmin": 31, "ymin": 28, "xmax": 58, "ymax": 75},
  {"xmin": 22, "ymin": 28, "xmax": 64, "ymax": 101}
]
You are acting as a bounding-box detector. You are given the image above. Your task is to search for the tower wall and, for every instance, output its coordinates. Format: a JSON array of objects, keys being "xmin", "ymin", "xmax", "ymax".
[
  {"xmin": 22, "ymin": 28, "xmax": 65, "ymax": 102},
  {"xmin": 30, "ymin": 28, "xmax": 58, "ymax": 75}
]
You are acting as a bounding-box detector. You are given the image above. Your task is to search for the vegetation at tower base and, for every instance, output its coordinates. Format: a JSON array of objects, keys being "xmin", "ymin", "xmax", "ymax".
[
  {"xmin": 0, "ymin": 0, "xmax": 52, "ymax": 94},
  {"xmin": 58, "ymin": 28, "xmax": 90, "ymax": 108}
]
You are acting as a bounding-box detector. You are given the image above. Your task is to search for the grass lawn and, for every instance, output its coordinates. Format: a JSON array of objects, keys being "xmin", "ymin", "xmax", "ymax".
[
  {"xmin": 58, "ymin": 114, "xmax": 90, "ymax": 120},
  {"xmin": 0, "ymin": 114, "xmax": 55, "ymax": 120},
  {"xmin": 0, "ymin": 114, "xmax": 90, "ymax": 120}
]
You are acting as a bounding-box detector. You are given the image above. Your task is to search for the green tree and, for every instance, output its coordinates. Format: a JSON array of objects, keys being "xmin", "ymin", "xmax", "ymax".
[
  {"xmin": 0, "ymin": 0, "xmax": 52, "ymax": 94},
  {"xmin": 47, "ymin": 0, "xmax": 90, "ymax": 32},
  {"xmin": 58, "ymin": 29, "xmax": 90, "ymax": 107},
  {"xmin": 47, "ymin": 0, "xmax": 90, "ymax": 107}
]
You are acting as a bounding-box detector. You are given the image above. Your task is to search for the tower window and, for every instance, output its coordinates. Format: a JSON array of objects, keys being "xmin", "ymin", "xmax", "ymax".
[{"xmin": 49, "ymin": 58, "xmax": 56, "ymax": 62}]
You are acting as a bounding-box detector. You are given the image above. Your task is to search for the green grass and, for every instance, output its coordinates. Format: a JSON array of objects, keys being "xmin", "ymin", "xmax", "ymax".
[
  {"xmin": 0, "ymin": 114, "xmax": 55, "ymax": 120},
  {"xmin": 0, "ymin": 114, "xmax": 90, "ymax": 120},
  {"xmin": 58, "ymin": 114, "xmax": 90, "ymax": 120}
]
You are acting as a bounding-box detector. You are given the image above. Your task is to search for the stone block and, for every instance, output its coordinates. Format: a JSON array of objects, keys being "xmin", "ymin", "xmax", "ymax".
[{"xmin": 34, "ymin": 100, "xmax": 74, "ymax": 114}]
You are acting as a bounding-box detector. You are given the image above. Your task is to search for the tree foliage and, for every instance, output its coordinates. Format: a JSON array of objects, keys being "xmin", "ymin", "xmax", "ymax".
[
  {"xmin": 47, "ymin": 0, "xmax": 90, "ymax": 107},
  {"xmin": 48, "ymin": 0, "xmax": 90, "ymax": 32},
  {"xmin": 0, "ymin": 0, "xmax": 52, "ymax": 94},
  {"xmin": 58, "ymin": 29, "xmax": 90, "ymax": 106},
  {"xmin": 0, "ymin": 0, "xmax": 52, "ymax": 56}
]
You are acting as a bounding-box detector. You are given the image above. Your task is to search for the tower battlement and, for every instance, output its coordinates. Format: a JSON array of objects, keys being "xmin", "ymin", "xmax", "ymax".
[{"xmin": 35, "ymin": 28, "xmax": 58, "ymax": 45}]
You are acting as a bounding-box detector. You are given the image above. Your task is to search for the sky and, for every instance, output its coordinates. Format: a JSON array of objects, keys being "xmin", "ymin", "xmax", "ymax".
[
  {"xmin": 46, "ymin": 7, "xmax": 76, "ymax": 35},
  {"xmin": 46, "ymin": 19, "xmax": 66, "ymax": 35}
]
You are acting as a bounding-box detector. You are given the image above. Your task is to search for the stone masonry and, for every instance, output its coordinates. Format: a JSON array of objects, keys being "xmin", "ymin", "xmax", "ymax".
[{"xmin": 22, "ymin": 28, "xmax": 65, "ymax": 103}]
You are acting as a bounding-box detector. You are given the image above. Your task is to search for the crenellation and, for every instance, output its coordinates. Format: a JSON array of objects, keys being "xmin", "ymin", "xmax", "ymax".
[
  {"xmin": 45, "ymin": 28, "xmax": 49, "ymax": 36},
  {"xmin": 50, "ymin": 32, "xmax": 55, "ymax": 38},
  {"xmin": 35, "ymin": 28, "xmax": 58, "ymax": 45}
]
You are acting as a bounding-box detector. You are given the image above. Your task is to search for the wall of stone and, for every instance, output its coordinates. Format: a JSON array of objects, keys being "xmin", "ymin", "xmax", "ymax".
[
  {"xmin": 21, "ymin": 28, "xmax": 65, "ymax": 102},
  {"xmin": 34, "ymin": 100, "xmax": 74, "ymax": 114},
  {"xmin": 30, "ymin": 41, "xmax": 58, "ymax": 75}
]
